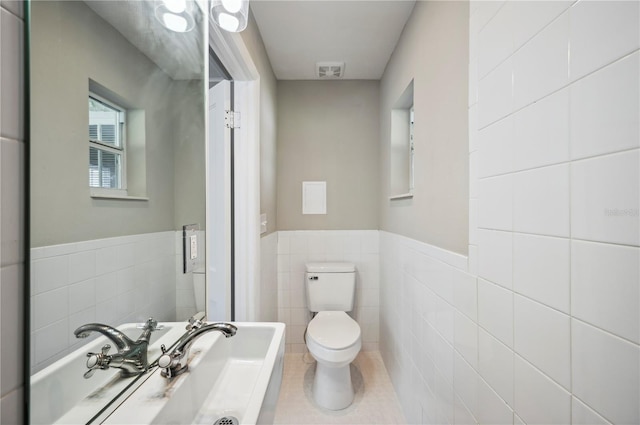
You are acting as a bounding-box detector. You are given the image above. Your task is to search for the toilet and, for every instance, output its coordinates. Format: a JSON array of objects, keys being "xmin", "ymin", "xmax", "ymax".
[{"xmin": 305, "ymin": 262, "xmax": 361, "ymax": 410}]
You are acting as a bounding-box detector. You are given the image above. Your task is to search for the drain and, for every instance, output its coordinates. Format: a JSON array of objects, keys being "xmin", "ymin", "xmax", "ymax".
[{"xmin": 213, "ymin": 417, "xmax": 239, "ymax": 425}]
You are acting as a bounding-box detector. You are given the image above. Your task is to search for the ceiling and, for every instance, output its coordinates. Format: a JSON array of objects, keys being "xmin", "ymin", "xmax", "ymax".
[{"xmin": 250, "ymin": 0, "xmax": 416, "ymax": 80}]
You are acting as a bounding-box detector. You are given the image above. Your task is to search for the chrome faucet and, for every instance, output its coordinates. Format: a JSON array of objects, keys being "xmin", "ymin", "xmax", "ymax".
[
  {"xmin": 157, "ymin": 321, "xmax": 237, "ymax": 378},
  {"xmin": 74, "ymin": 318, "xmax": 158, "ymax": 379}
]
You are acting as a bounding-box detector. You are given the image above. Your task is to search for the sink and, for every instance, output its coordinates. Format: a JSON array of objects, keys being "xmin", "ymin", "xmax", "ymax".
[
  {"xmin": 30, "ymin": 322, "xmax": 187, "ymax": 425},
  {"xmin": 103, "ymin": 322, "xmax": 286, "ymax": 425}
]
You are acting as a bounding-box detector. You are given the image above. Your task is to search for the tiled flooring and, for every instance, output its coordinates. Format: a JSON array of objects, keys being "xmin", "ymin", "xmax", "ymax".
[{"xmin": 274, "ymin": 351, "xmax": 406, "ymax": 424}]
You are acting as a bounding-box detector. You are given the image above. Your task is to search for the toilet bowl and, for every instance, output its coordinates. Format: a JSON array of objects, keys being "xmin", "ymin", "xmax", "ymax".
[
  {"xmin": 304, "ymin": 262, "xmax": 361, "ymax": 410},
  {"xmin": 306, "ymin": 311, "xmax": 362, "ymax": 410}
]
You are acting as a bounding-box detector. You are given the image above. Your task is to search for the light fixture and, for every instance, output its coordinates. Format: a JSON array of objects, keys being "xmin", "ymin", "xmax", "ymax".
[
  {"xmin": 210, "ymin": 0, "xmax": 249, "ymax": 32},
  {"xmin": 155, "ymin": 0, "xmax": 196, "ymax": 33}
]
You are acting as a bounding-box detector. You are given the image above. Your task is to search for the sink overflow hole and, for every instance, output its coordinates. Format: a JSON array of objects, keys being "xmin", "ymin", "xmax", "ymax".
[{"xmin": 214, "ymin": 417, "xmax": 239, "ymax": 425}]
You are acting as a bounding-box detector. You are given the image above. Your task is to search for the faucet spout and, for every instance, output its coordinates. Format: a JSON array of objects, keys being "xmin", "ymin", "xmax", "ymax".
[
  {"xmin": 158, "ymin": 322, "xmax": 237, "ymax": 378},
  {"xmin": 74, "ymin": 323, "xmax": 136, "ymax": 352}
]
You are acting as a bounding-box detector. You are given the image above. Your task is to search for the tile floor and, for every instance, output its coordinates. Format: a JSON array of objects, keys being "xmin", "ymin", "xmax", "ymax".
[{"xmin": 274, "ymin": 351, "xmax": 406, "ymax": 424}]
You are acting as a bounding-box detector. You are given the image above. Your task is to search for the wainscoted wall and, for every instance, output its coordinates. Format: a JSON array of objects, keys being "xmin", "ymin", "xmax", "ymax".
[
  {"xmin": 30, "ymin": 231, "xmax": 178, "ymax": 373},
  {"xmin": 469, "ymin": 1, "xmax": 639, "ymax": 424},
  {"xmin": 0, "ymin": 0, "xmax": 25, "ymax": 422},
  {"xmin": 379, "ymin": 231, "xmax": 473, "ymax": 424},
  {"xmin": 381, "ymin": 2, "xmax": 640, "ymax": 425},
  {"xmin": 277, "ymin": 230, "xmax": 379, "ymax": 353},
  {"xmin": 259, "ymin": 232, "xmax": 278, "ymax": 322}
]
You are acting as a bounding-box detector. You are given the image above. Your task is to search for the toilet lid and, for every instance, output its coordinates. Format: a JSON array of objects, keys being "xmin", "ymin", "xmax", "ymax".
[{"xmin": 307, "ymin": 311, "xmax": 361, "ymax": 350}]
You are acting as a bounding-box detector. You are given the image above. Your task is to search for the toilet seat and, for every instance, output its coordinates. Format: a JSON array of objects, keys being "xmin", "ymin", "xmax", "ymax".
[
  {"xmin": 306, "ymin": 312, "xmax": 361, "ymax": 367},
  {"xmin": 307, "ymin": 311, "xmax": 360, "ymax": 350}
]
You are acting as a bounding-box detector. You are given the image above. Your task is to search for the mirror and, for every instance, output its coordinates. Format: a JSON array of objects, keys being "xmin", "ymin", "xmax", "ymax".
[
  {"xmin": 28, "ymin": 0, "xmax": 207, "ymax": 421},
  {"xmin": 389, "ymin": 79, "xmax": 414, "ymax": 199}
]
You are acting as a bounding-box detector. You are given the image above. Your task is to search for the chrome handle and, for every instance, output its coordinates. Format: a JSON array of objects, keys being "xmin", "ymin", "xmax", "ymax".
[{"xmin": 84, "ymin": 344, "xmax": 111, "ymax": 379}]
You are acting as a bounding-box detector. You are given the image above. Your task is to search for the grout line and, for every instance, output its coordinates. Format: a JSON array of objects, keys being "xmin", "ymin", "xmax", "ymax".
[
  {"xmin": 571, "ymin": 316, "xmax": 640, "ymax": 348},
  {"xmin": 475, "ymin": 226, "xmax": 640, "ymax": 250},
  {"xmin": 478, "ymin": 3, "xmax": 574, "ymax": 82},
  {"xmin": 476, "ymin": 146, "xmax": 640, "ymax": 180},
  {"xmin": 478, "ymin": 48, "xmax": 640, "ymax": 132}
]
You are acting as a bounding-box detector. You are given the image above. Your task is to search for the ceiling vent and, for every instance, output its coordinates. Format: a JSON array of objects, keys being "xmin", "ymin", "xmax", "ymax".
[{"xmin": 316, "ymin": 62, "xmax": 345, "ymax": 79}]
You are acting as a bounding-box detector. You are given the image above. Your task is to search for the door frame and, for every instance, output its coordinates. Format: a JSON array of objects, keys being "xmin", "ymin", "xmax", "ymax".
[{"xmin": 208, "ymin": 21, "xmax": 261, "ymax": 321}]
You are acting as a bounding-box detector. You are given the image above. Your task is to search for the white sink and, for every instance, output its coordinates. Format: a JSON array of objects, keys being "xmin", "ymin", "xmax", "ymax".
[
  {"xmin": 103, "ymin": 322, "xmax": 286, "ymax": 425},
  {"xmin": 30, "ymin": 322, "xmax": 187, "ymax": 425}
]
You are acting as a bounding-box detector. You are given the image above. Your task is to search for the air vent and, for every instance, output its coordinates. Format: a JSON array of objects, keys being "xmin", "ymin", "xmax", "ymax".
[{"xmin": 316, "ymin": 62, "xmax": 345, "ymax": 79}]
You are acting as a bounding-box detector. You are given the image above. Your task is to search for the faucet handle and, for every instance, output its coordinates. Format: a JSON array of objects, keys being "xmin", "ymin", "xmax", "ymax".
[
  {"xmin": 158, "ymin": 344, "xmax": 182, "ymax": 378},
  {"xmin": 84, "ymin": 344, "xmax": 112, "ymax": 379},
  {"xmin": 186, "ymin": 317, "xmax": 204, "ymax": 331},
  {"xmin": 144, "ymin": 318, "xmax": 158, "ymax": 331}
]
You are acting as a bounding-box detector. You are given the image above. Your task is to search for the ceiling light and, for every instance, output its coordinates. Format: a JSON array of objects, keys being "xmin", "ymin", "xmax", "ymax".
[
  {"xmin": 211, "ymin": 0, "xmax": 248, "ymax": 32},
  {"xmin": 155, "ymin": 1, "xmax": 196, "ymax": 33},
  {"xmin": 162, "ymin": 12, "xmax": 188, "ymax": 32},
  {"xmin": 218, "ymin": 12, "xmax": 239, "ymax": 32}
]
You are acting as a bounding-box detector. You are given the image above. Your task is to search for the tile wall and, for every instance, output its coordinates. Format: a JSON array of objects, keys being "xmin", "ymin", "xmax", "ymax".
[
  {"xmin": 381, "ymin": 1, "xmax": 639, "ymax": 424},
  {"xmin": 0, "ymin": 0, "xmax": 25, "ymax": 422},
  {"xmin": 260, "ymin": 231, "xmax": 278, "ymax": 322},
  {"xmin": 29, "ymin": 232, "xmax": 178, "ymax": 374},
  {"xmin": 379, "ymin": 231, "xmax": 474, "ymax": 424},
  {"xmin": 277, "ymin": 230, "xmax": 380, "ymax": 353}
]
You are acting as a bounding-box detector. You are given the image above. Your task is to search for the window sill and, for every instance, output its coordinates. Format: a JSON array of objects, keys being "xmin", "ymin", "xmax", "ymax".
[
  {"xmin": 91, "ymin": 190, "xmax": 148, "ymax": 201},
  {"xmin": 389, "ymin": 193, "xmax": 413, "ymax": 201}
]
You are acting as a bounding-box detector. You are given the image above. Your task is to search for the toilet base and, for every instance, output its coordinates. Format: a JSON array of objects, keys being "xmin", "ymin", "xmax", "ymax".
[{"xmin": 312, "ymin": 362, "xmax": 354, "ymax": 410}]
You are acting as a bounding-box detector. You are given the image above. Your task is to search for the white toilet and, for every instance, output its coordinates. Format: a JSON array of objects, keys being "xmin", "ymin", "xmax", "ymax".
[{"xmin": 305, "ymin": 262, "xmax": 361, "ymax": 410}]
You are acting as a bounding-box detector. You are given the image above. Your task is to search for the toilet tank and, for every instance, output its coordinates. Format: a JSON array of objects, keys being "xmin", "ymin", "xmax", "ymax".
[{"xmin": 305, "ymin": 262, "xmax": 356, "ymax": 312}]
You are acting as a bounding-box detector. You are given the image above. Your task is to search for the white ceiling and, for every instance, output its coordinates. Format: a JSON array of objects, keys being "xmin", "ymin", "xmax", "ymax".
[{"xmin": 250, "ymin": 0, "xmax": 416, "ymax": 80}]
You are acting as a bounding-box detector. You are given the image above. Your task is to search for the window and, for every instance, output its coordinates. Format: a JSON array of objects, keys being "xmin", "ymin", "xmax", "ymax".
[
  {"xmin": 390, "ymin": 80, "xmax": 414, "ymax": 199},
  {"xmin": 89, "ymin": 94, "xmax": 126, "ymax": 193},
  {"xmin": 409, "ymin": 106, "xmax": 415, "ymax": 192}
]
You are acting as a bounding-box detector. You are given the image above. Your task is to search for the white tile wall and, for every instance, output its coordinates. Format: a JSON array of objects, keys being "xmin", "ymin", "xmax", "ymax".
[
  {"xmin": 512, "ymin": 11, "xmax": 569, "ymax": 110},
  {"xmin": 513, "ymin": 295, "xmax": 570, "ymax": 390},
  {"xmin": 276, "ymin": 230, "xmax": 379, "ymax": 353},
  {"xmin": 571, "ymin": 150, "xmax": 640, "ymax": 246},
  {"xmin": 570, "ymin": 52, "xmax": 639, "ymax": 160},
  {"xmin": 513, "ymin": 355, "xmax": 571, "ymax": 425},
  {"xmin": 477, "ymin": 278, "xmax": 513, "ymax": 348},
  {"xmin": 571, "ymin": 240, "xmax": 639, "ymax": 344},
  {"xmin": 512, "ymin": 87, "xmax": 570, "ymax": 171},
  {"xmin": 382, "ymin": 2, "xmax": 639, "ymax": 424},
  {"xmin": 572, "ymin": 320, "xmax": 639, "ymax": 425},
  {"xmin": 30, "ymin": 231, "xmax": 178, "ymax": 373},
  {"xmin": 0, "ymin": 0, "xmax": 25, "ymax": 422},
  {"xmin": 477, "ymin": 229, "xmax": 512, "ymax": 289},
  {"xmin": 259, "ymin": 231, "xmax": 278, "ymax": 322},
  {"xmin": 513, "ymin": 163, "xmax": 570, "ymax": 237},
  {"xmin": 513, "ymin": 233, "xmax": 570, "ymax": 313},
  {"xmin": 568, "ymin": 0, "xmax": 639, "ymax": 82},
  {"xmin": 478, "ymin": 328, "xmax": 513, "ymax": 406}
]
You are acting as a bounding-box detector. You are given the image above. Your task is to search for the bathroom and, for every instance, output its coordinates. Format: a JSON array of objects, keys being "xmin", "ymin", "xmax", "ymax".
[{"xmin": 1, "ymin": 0, "xmax": 639, "ymax": 424}]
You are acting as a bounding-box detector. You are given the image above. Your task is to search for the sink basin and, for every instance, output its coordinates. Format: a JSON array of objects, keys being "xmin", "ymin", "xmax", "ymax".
[
  {"xmin": 30, "ymin": 322, "xmax": 187, "ymax": 425},
  {"xmin": 103, "ymin": 322, "xmax": 286, "ymax": 425}
]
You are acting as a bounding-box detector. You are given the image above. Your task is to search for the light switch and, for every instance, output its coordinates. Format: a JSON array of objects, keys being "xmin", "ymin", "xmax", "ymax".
[
  {"xmin": 183, "ymin": 224, "xmax": 199, "ymax": 274},
  {"xmin": 190, "ymin": 235, "xmax": 198, "ymax": 260}
]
